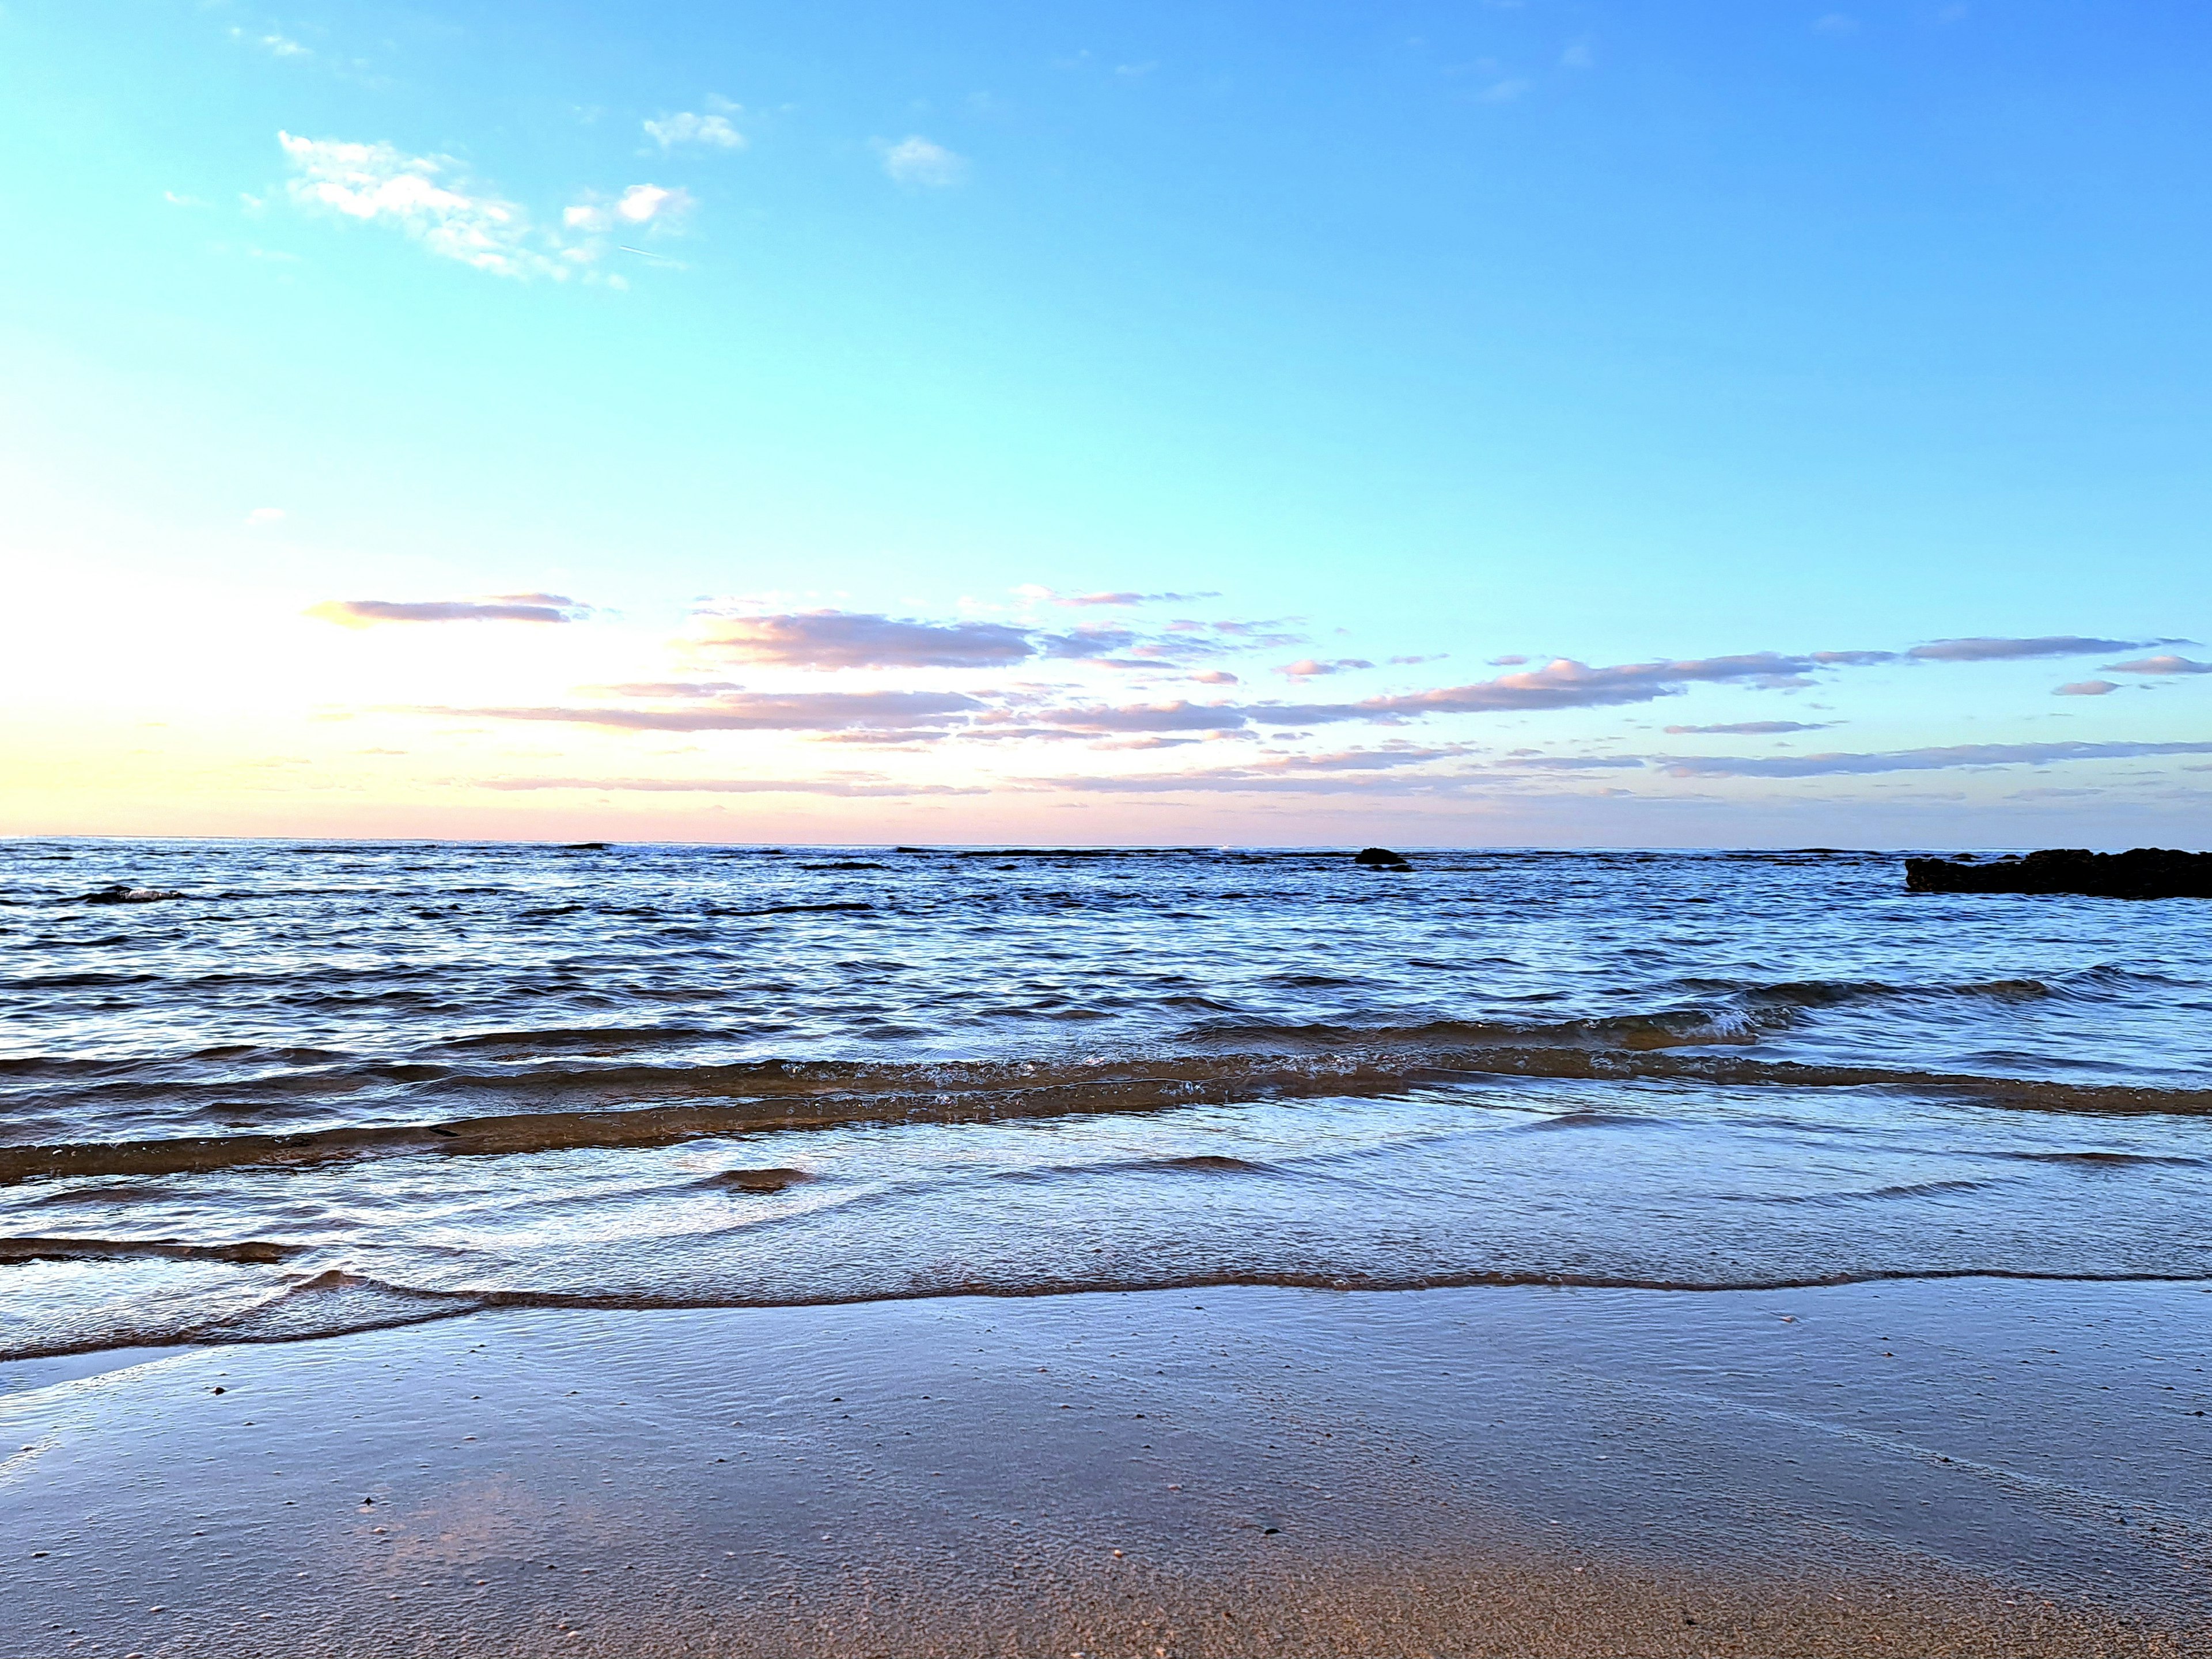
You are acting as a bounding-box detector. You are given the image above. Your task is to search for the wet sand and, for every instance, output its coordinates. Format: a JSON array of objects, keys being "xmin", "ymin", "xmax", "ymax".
[{"xmin": 3, "ymin": 1278, "xmax": 2208, "ymax": 1656}]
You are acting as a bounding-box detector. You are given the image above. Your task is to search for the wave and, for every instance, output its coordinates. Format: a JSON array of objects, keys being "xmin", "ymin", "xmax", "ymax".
[
  {"xmin": 1717, "ymin": 1177, "xmax": 2005, "ymax": 1207},
  {"xmin": 5, "ymin": 1038, "xmax": 2209, "ymax": 1185},
  {"xmin": 1735, "ymin": 976, "xmax": 2053, "ymax": 1008},
  {"xmin": 1184, "ymin": 1012, "xmax": 1769, "ymax": 1051},
  {"xmin": 421, "ymin": 1027, "xmax": 714, "ymax": 1058},
  {"xmin": 13, "ymin": 1261, "xmax": 2211, "ymax": 1364}
]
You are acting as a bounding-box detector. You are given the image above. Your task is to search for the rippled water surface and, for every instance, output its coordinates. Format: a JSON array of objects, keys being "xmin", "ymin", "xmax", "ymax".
[{"xmin": 3, "ymin": 839, "xmax": 2207, "ymax": 1359}]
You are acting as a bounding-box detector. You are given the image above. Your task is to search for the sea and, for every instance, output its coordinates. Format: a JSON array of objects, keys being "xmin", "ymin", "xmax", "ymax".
[{"xmin": 3, "ymin": 839, "xmax": 2207, "ymax": 1363}]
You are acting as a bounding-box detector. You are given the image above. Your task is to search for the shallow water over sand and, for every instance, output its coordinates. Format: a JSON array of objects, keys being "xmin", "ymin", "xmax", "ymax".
[{"xmin": 2, "ymin": 840, "xmax": 2208, "ymax": 1358}]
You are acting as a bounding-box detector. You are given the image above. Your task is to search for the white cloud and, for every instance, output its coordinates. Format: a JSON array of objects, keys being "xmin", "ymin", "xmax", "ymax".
[
  {"xmin": 565, "ymin": 184, "xmax": 693, "ymax": 234},
  {"xmin": 880, "ymin": 136, "xmax": 966, "ymax": 188},
  {"xmin": 618, "ymin": 183, "xmax": 690, "ymax": 222},
  {"xmin": 245, "ymin": 507, "xmax": 286, "ymax": 526},
  {"xmin": 162, "ymin": 191, "xmax": 207, "ymax": 209},
  {"xmin": 233, "ymin": 26, "xmax": 310, "ymax": 59},
  {"xmin": 279, "ymin": 134, "xmax": 681, "ymax": 280},
  {"xmin": 277, "ymin": 131, "xmax": 565, "ymax": 279},
  {"xmin": 643, "ymin": 111, "xmax": 745, "ymax": 150}
]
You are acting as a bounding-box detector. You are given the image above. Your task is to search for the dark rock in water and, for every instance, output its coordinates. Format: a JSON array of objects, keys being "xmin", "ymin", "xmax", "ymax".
[
  {"xmin": 1353, "ymin": 847, "xmax": 1412, "ymax": 870},
  {"xmin": 563, "ymin": 842, "xmax": 612, "ymax": 851},
  {"xmin": 709, "ymin": 1167, "xmax": 815, "ymax": 1194},
  {"xmin": 77, "ymin": 884, "xmax": 183, "ymax": 904},
  {"xmin": 1906, "ymin": 847, "xmax": 2212, "ymax": 900}
]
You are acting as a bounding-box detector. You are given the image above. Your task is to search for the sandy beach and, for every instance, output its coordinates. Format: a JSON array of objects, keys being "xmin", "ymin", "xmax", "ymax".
[{"xmin": 5, "ymin": 1277, "xmax": 2207, "ymax": 1656}]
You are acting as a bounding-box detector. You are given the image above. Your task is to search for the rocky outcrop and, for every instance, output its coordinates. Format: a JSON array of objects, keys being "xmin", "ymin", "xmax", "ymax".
[
  {"xmin": 1906, "ymin": 848, "xmax": 2212, "ymax": 900},
  {"xmin": 1353, "ymin": 847, "xmax": 1412, "ymax": 870}
]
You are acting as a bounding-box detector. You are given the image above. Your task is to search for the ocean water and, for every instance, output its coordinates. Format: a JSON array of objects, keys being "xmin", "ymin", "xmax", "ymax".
[{"xmin": 2, "ymin": 839, "xmax": 2207, "ymax": 1362}]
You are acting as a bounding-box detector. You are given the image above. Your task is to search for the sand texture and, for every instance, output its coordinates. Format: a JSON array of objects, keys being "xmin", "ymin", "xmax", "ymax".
[{"xmin": 4, "ymin": 1279, "xmax": 2209, "ymax": 1656}]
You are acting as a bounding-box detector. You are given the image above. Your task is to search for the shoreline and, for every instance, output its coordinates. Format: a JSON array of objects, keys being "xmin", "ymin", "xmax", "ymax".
[{"xmin": 5, "ymin": 1278, "xmax": 2208, "ymax": 1656}]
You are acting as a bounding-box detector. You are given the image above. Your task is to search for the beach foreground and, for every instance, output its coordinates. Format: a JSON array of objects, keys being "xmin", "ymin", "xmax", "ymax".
[{"xmin": 5, "ymin": 1278, "xmax": 2207, "ymax": 1657}]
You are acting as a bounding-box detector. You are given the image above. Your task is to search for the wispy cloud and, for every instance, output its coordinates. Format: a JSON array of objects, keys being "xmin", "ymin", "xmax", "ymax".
[
  {"xmin": 233, "ymin": 26, "xmax": 310, "ymax": 59},
  {"xmin": 2054, "ymin": 680, "xmax": 2119, "ymax": 697},
  {"xmin": 449, "ymin": 690, "xmax": 982, "ymax": 733},
  {"xmin": 880, "ymin": 136, "xmax": 966, "ymax": 187},
  {"xmin": 1662, "ymin": 721, "xmax": 1834, "ymax": 735},
  {"xmin": 690, "ymin": 611, "xmax": 1037, "ymax": 670},
  {"xmin": 681, "ymin": 608, "xmax": 1286, "ymax": 673},
  {"xmin": 643, "ymin": 110, "xmax": 745, "ymax": 150},
  {"xmin": 1017, "ymin": 587, "xmax": 1221, "ymax": 608},
  {"xmin": 279, "ymin": 132, "xmax": 678, "ymax": 278},
  {"xmin": 984, "ymin": 635, "xmax": 2199, "ymax": 736},
  {"xmin": 310, "ymin": 594, "xmax": 589, "ymax": 627},
  {"xmin": 1345, "ymin": 652, "xmax": 1835, "ymax": 715},
  {"xmin": 1020, "ymin": 747, "xmax": 1490, "ymax": 797},
  {"xmin": 588, "ymin": 681, "xmax": 741, "ymax": 699},
  {"xmin": 1023, "ymin": 700, "xmax": 1253, "ymax": 735},
  {"xmin": 278, "ymin": 132, "xmax": 566, "ymax": 279},
  {"xmin": 381, "ymin": 610, "xmax": 2212, "ymax": 815},
  {"xmin": 1906, "ymin": 635, "xmax": 2157, "ymax": 662},
  {"xmin": 1006, "ymin": 734, "xmax": 2212, "ymax": 799},
  {"xmin": 1497, "ymin": 755, "xmax": 1643, "ymax": 771},
  {"xmin": 479, "ymin": 774, "xmax": 982, "ymax": 797},
  {"xmin": 1656, "ymin": 740, "xmax": 2212, "ymax": 778}
]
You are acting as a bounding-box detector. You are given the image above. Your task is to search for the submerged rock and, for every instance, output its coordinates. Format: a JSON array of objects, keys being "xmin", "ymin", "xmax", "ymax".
[
  {"xmin": 709, "ymin": 1167, "xmax": 815, "ymax": 1194},
  {"xmin": 77, "ymin": 884, "xmax": 183, "ymax": 904},
  {"xmin": 1906, "ymin": 847, "xmax": 2212, "ymax": 900},
  {"xmin": 1353, "ymin": 847, "xmax": 1412, "ymax": 870}
]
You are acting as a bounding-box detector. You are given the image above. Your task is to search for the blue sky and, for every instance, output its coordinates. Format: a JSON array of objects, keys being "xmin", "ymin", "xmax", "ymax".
[{"xmin": 2, "ymin": 1, "xmax": 2207, "ymax": 844}]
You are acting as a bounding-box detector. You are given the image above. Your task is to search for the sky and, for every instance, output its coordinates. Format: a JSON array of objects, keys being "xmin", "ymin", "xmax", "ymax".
[{"xmin": 2, "ymin": 1, "xmax": 2208, "ymax": 847}]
